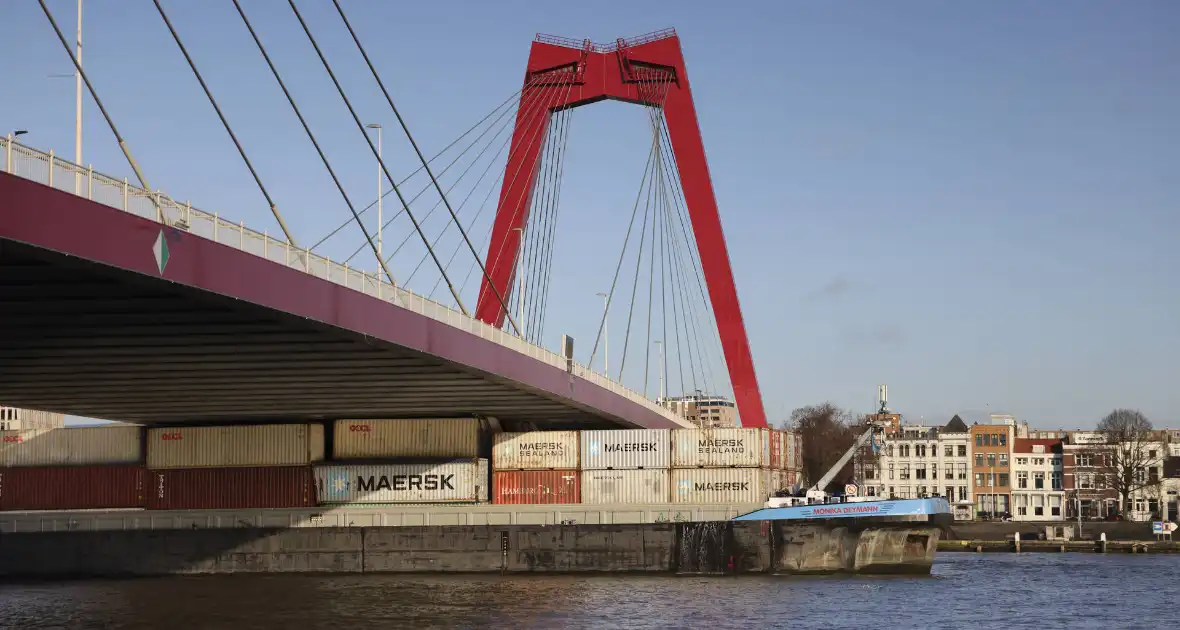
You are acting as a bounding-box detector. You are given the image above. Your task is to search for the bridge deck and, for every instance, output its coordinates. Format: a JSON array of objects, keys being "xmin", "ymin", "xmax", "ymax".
[{"xmin": 0, "ymin": 139, "xmax": 688, "ymax": 429}]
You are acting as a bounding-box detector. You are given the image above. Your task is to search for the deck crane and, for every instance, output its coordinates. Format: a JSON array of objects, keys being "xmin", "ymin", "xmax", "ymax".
[{"xmin": 766, "ymin": 421, "xmax": 885, "ymax": 509}]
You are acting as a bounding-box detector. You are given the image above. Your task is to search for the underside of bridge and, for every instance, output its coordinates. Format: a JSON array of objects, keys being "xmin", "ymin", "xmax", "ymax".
[{"xmin": 0, "ymin": 238, "xmax": 630, "ymax": 430}]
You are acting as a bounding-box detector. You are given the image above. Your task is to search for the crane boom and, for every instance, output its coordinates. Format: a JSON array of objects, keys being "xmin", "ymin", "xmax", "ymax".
[{"xmin": 810, "ymin": 426, "xmax": 878, "ymax": 493}]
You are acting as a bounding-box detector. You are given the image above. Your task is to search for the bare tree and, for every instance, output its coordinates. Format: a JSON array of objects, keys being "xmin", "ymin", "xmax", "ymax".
[
  {"xmin": 786, "ymin": 403, "xmax": 875, "ymax": 493},
  {"xmin": 1091, "ymin": 409, "xmax": 1164, "ymax": 515}
]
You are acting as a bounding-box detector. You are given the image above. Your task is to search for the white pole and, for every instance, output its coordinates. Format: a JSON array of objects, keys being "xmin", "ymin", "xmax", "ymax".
[
  {"xmin": 376, "ymin": 125, "xmax": 382, "ymax": 258},
  {"xmin": 656, "ymin": 340, "xmax": 664, "ymax": 399},
  {"xmin": 513, "ymin": 227, "xmax": 525, "ymax": 338},
  {"xmin": 74, "ymin": 0, "xmax": 83, "ymax": 194}
]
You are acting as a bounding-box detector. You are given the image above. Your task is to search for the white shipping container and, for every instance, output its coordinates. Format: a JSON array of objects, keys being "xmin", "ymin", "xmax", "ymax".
[
  {"xmin": 315, "ymin": 460, "xmax": 489, "ymax": 503},
  {"xmin": 671, "ymin": 468, "xmax": 773, "ymax": 504},
  {"xmin": 784, "ymin": 431, "xmax": 798, "ymax": 470},
  {"xmin": 333, "ymin": 418, "xmax": 481, "ymax": 459},
  {"xmin": 581, "ymin": 469, "xmax": 670, "ymax": 504},
  {"xmin": 146, "ymin": 424, "xmax": 325, "ymax": 469},
  {"xmin": 0, "ymin": 426, "xmax": 142, "ymax": 467},
  {"xmin": 580, "ymin": 429, "xmax": 670, "ymax": 470},
  {"xmin": 671, "ymin": 428, "xmax": 770, "ymax": 468},
  {"xmin": 493, "ymin": 431, "xmax": 578, "ymax": 470}
]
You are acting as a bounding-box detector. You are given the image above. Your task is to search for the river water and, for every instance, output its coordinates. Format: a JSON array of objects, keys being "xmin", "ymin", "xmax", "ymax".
[{"xmin": 1, "ymin": 554, "xmax": 1174, "ymax": 629}]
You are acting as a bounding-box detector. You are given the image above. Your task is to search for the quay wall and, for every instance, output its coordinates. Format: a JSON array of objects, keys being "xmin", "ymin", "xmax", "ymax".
[
  {"xmin": 0, "ymin": 519, "xmax": 940, "ymax": 579},
  {"xmin": 946, "ymin": 521, "xmax": 1157, "ymax": 541}
]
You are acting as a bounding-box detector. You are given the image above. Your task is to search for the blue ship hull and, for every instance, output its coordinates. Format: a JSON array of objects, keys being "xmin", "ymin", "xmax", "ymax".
[{"xmin": 733, "ymin": 497, "xmax": 952, "ymax": 522}]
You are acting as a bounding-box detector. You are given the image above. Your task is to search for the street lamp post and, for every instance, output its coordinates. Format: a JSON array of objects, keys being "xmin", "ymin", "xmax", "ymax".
[
  {"xmin": 74, "ymin": 0, "xmax": 83, "ymax": 194},
  {"xmin": 596, "ymin": 292, "xmax": 609, "ymax": 374},
  {"xmin": 512, "ymin": 227, "xmax": 525, "ymax": 338},
  {"xmin": 654, "ymin": 340, "xmax": 664, "ymax": 400},
  {"xmin": 365, "ymin": 123, "xmax": 383, "ymax": 264}
]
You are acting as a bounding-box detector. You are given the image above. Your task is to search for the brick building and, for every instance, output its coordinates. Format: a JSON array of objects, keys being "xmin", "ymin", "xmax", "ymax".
[{"xmin": 971, "ymin": 423, "xmax": 1014, "ymax": 516}]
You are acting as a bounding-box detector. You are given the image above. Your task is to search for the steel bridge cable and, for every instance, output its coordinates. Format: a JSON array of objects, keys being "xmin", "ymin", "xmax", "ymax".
[
  {"xmin": 36, "ymin": 0, "xmax": 160, "ymax": 217},
  {"xmin": 643, "ymin": 169, "xmax": 660, "ymax": 397},
  {"xmin": 358, "ymin": 80, "xmax": 540, "ymax": 272},
  {"xmin": 587, "ymin": 138, "xmax": 659, "ymax": 371},
  {"xmin": 616, "ymin": 143, "xmax": 655, "ymax": 382},
  {"xmin": 401, "ymin": 93, "xmax": 541, "ymax": 287},
  {"xmin": 286, "ymin": 1, "xmax": 473, "ymax": 319},
  {"xmin": 227, "ymin": 0, "xmax": 402, "ymax": 285},
  {"xmin": 663, "ymin": 163, "xmax": 714, "ymax": 397},
  {"xmin": 330, "ymin": 0, "xmax": 517, "ymax": 336},
  {"xmin": 153, "ymin": 0, "xmax": 300, "ymax": 249},
  {"xmin": 524, "ymin": 98, "xmax": 571, "ymax": 342},
  {"xmin": 460, "ymin": 77, "xmax": 573, "ymax": 310},
  {"xmin": 535, "ymin": 100, "xmax": 576, "ymax": 343},
  {"xmin": 479, "ymin": 77, "xmax": 573, "ymax": 303},
  {"xmin": 310, "ymin": 84, "xmax": 535, "ymax": 251},
  {"xmin": 436, "ymin": 74, "xmax": 567, "ymax": 301},
  {"xmin": 527, "ymin": 86, "xmax": 576, "ymax": 341},
  {"xmin": 503, "ymin": 77, "xmax": 575, "ymax": 338},
  {"xmin": 652, "ymin": 115, "xmax": 731, "ymax": 396},
  {"xmin": 342, "ymin": 74, "xmax": 550, "ymax": 268}
]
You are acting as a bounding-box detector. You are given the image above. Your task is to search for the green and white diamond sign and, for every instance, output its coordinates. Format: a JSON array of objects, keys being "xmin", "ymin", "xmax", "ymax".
[{"xmin": 153, "ymin": 230, "xmax": 170, "ymax": 275}]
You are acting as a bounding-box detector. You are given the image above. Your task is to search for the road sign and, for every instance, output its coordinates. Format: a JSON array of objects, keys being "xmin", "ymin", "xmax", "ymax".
[
  {"xmin": 844, "ymin": 484, "xmax": 858, "ymax": 496},
  {"xmin": 1151, "ymin": 522, "xmax": 1175, "ymax": 534},
  {"xmin": 1152, "ymin": 522, "xmax": 1163, "ymax": 534}
]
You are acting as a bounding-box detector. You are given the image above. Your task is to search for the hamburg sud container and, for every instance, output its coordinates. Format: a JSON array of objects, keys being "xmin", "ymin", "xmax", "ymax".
[
  {"xmin": 579, "ymin": 429, "xmax": 670, "ymax": 470},
  {"xmin": 493, "ymin": 470, "xmax": 580, "ymax": 505},
  {"xmin": 315, "ymin": 460, "xmax": 489, "ymax": 504},
  {"xmin": 146, "ymin": 424, "xmax": 325, "ymax": 469},
  {"xmin": 492, "ymin": 431, "xmax": 578, "ymax": 470},
  {"xmin": 769, "ymin": 430, "xmax": 785, "ymax": 470},
  {"xmin": 0, "ymin": 426, "xmax": 142, "ymax": 467},
  {"xmin": 332, "ymin": 418, "xmax": 480, "ymax": 459},
  {"xmin": 580, "ymin": 469, "xmax": 669, "ymax": 504},
  {"xmin": 0, "ymin": 466, "xmax": 145, "ymax": 511},
  {"xmin": 671, "ymin": 468, "xmax": 772, "ymax": 504},
  {"xmin": 671, "ymin": 428, "xmax": 771, "ymax": 468},
  {"xmin": 146, "ymin": 466, "xmax": 316, "ymax": 510}
]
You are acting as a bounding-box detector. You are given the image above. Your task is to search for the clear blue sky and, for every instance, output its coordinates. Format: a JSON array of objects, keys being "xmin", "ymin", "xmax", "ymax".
[{"xmin": 2, "ymin": 1, "xmax": 1177, "ymax": 430}]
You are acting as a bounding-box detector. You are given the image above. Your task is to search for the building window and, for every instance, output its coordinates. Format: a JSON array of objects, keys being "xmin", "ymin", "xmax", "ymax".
[
  {"xmin": 958, "ymin": 445, "xmax": 967, "ymax": 457},
  {"xmin": 975, "ymin": 454, "xmax": 985, "ymax": 467},
  {"xmin": 1149, "ymin": 450, "xmax": 1157, "ymax": 459},
  {"xmin": 987, "ymin": 453, "xmax": 997, "ymax": 467},
  {"xmin": 888, "ymin": 464, "xmax": 895, "ymax": 480},
  {"xmin": 999, "ymin": 434, "xmax": 1007, "ymax": 446},
  {"xmin": 1017, "ymin": 471, "xmax": 1028, "ymax": 489},
  {"xmin": 916, "ymin": 444, "xmax": 926, "ymax": 458},
  {"xmin": 931, "ymin": 466, "xmax": 938, "ymax": 479},
  {"xmin": 1078, "ymin": 453, "xmax": 1093, "ymax": 467},
  {"xmin": 900, "ymin": 444, "xmax": 910, "ymax": 458},
  {"xmin": 865, "ymin": 467, "xmax": 877, "ymax": 480},
  {"xmin": 944, "ymin": 445, "xmax": 954, "ymax": 457},
  {"xmin": 944, "ymin": 465, "xmax": 953, "ymax": 479},
  {"xmin": 1015, "ymin": 494, "xmax": 1028, "ymax": 516},
  {"xmin": 999, "ymin": 454, "xmax": 1009, "ymax": 467},
  {"xmin": 975, "ymin": 434, "xmax": 983, "ymax": 447},
  {"xmin": 1034, "ymin": 472, "xmax": 1045, "ymax": 490},
  {"xmin": 916, "ymin": 465, "xmax": 927, "ymax": 480},
  {"xmin": 1033, "ymin": 458, "xmax": 1045, "ymax": 466},
  {"xmin": 1051, "ymin": 472, "xmax": 1063, "ymax": 490},
  {"xmin": 1051, "ymin": 457, "xmax": 1061, "ymax": 466},
  {"xmin": 975, "ymin": 473, "xmax": 986, "ymax": 487},
  {"xmin": 1050, "ymin": 495, "xmax": 1062, "ymax": 517},
  {"xmin": 958, "ymin": 464, "xmax": 967, "ymax": 479},
  {"xmin": 1079, "ymin": 474, "xmax": 1094, "ymax": 490},
  {"xmin": 1033, "ymin": 494, "xmax": 1044, "ymax": 516},
  {"xmin": 1016, "ymin": 457, "xmax": 1028, "ymax": 465},
  {"xmin": 900, "ymin": 465, "xmax": 911, "ymax": 480},
  {"xmin": 959, "ymin": 486, "xmax": 968, "ymax": 501},
  {"xmin": 999, "ymin": 473, "xmax": 1009, "ymax": 487}
]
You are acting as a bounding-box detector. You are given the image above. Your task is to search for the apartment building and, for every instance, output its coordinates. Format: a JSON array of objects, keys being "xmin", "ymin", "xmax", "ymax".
[
  {"xmin": 971, "ymin": 423, "xmax": 1014, "ymax": 516},
  {"xmin": 1063, "ymin": 431, "xmax": 1119, "ymax": 519},
  {"xmin": 861, "ymin": 415, "xmax": 972, "ymax": 505},
  {"xmin": 660, "ymin": 394, "xmax": 738, "ymax": 428},
  {"xmin": 1011, "ymin": 439, "xmax": 1065, "ymax": 521}
]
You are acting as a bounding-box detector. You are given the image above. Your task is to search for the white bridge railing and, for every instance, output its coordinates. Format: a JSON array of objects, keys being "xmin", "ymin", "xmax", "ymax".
[{"xmin": 1, "ymin": 136, "xmax": 690, "ymax": 428}]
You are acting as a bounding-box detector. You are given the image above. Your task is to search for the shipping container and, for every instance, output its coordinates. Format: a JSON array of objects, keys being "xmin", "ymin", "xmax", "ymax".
[
  {"xmin": 492, "ymin": 431, "xmax": 578, "ymax": 470},
  {"xmin": 671, "ymin": 468, "xmax": 773, "ymax": 504},
  {"xmin": 146, "ymin": 424, "xmax": 325, "ymax": 469},
  {"xmin": 784, "ymin": 431, "xmax": 802, "ymax": 470},
  {"xmin": 315, "ymin": 460, "xmax": 489, "ymax": 504},
  {"xmin": 671, "ymin": 428, "xmax": 770, "ymax": 468},
  {"xmin": 145, "ymin": 466, "xmax": 316, "ymax": 510},
  {"xmin": 580, "ymin": 469, "xmax": 669, "ymax": 504},
  {"xmin": 579, "ymin": 429, "xmax": 670, "ymax": 470},
  {"xmin": 493, "ymin": 470, "xmax": 580, "ymax": 505},
  {"xmin": 0, "ymin": 426, "xmax": 142, "ymax": 467},
  {"xmin": 332, "ymin": 418, "xmax": 481, "ymax": 459},
  {"xmin": 769, "ymin": 430, "xmax": 784, "ymax": 470},
  {"xmin": 0, "ymin": 465, "xmax": 144, "ymax": 511}
]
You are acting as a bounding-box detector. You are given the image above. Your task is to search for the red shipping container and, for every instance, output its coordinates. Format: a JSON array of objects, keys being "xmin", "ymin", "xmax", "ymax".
[
  {"xmin": 146, "ymin": 466, "xmax": 316, "ymax": 510},
  {"xmin": 0, "ymin": 466, "xmax": 145, "ymax": 511},
  {"xmin": 769, "ymin": 430, "xmax": 784, "ymax": 470},
  {"xmin": 493, "ymin": 470, "xmax": 580, "ymax": 505}
]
